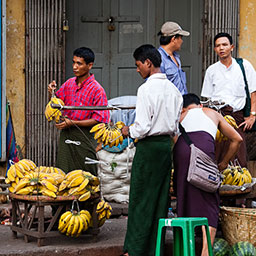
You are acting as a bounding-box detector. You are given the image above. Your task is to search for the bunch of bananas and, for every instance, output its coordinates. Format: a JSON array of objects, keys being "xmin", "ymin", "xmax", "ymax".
[
  {"xmin": 58, "ymin": 169, "xmax": 100, "ymax": 201},
  {"xmin": 6, "ymin": 159, "xmax": 36, "ymax": 183},
  {"xmin": 5, "ymin": 159, "xmax": 67, "ymax": 198},
  {"xmin": 58, "ymin": 209, "xmax": 92, "ymax": 237},
  {"xmin": 95, "ymin": 200, "xmax": 112, "ymax": 227},
  {"xmin": 222, "ymin": 166, "xmax": 252, "ymax": 186},
  {"xmin": 216, "ymin": 115, "xmax": 238, "ymax": 143},
  {"xmin": 11, "ymin": 171, "xmax": 64, "ymax": 198},
  {"xmin": 44, "ymin": 96, "xmax": 64, "ymax": 123},
  {"xmin": 90, "ymin": 121, "xmax": 125, "ymax": 147}
]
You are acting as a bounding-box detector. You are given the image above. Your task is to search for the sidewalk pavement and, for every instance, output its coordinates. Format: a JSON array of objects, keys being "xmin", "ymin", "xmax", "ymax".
[{"xmin": 0, "ymin": 202, "xmax": 202, "ymax": 256}]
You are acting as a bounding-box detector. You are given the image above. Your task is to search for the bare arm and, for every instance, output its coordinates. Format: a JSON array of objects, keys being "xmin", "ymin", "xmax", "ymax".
[
  {"xmin": 55, "ymin": 117, "xmax": 98, "ymax": 130},
  {"xmin": 238, "ymin": 91, "xmax": 256, "ymax": 131},
  {"xmin": 217, "ymin": 113, "xmax": 243, "ymax": 171}
]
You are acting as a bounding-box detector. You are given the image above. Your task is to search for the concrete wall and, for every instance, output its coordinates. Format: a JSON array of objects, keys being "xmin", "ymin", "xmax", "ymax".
[
  {"xmin": 0, "ymin": 0, "xmax": 25, "ymax": 175},
  {"xmin": 239, "ymin": 0, "xmax": 256, "ymax": 68},
  {"xmin": 6, "ymin": 0, "xmax": 25, "ymax": 153}
]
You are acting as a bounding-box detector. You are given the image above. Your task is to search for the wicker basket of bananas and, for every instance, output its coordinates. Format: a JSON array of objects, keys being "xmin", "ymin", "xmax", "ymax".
[{"xmin": 90, "ymin": 121, "xmax": 125, "ymax": 147}]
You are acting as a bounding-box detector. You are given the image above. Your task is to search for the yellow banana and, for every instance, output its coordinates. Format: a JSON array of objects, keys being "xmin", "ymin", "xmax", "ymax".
[
  {"xmin": 96, "ymin": 200, "xmax": 105, "ymax": 213},
  {"xmin": 242, "ymin": 168, "xmax": 252, "ymax": 183},
  {"xmin": 94, "ymin": 126, "xmax": 106, "ymax": 140},
  {"xmin": 59, "ymin": 180, "xmax": 69, "ymax": 191},
  {"xmin": 40, "ymin": 187, "xmax": 57, "ymax": 198},
  {"xmin": 78, "ymin": 191, "xmax": 91, "ymax": 201},
  {"xmin": 68, "ymin": 175, "xmax": 85, "ymax": 188},
  {"xmin": 9, "ymin": 186, "xmax": 15, "ymax": 193},
  {"xmin": 75, "ymin": 215, "xmax": 85, "ymax": 237},
  {"xmin": 223, "ymin": 168, "xmax": 232, "ymax": 176},
  {"xmin": 237, "ymin": 175, "xmax": 245, "ymax": 186},
  {"xmin": 224, "ymin": 115, "xmax": 238, "ymax": 128},
  {"xmin": 90, "ymin": 123, "xmax": 106, "ymax": 133},
  {"xmin": 40, "ymin": 180, "xmax": 58, "ymax": 192},
  {"xmin": 66, "ymin": 215, "xmax": 76, "ymax": 236},
  {"xmin": 16, "ymin": 185, "xmax": 35, "ymax": 195},
  {"xmin": 98, "ymin": 210, "xmax": 106, "ymax": 220},
  {"xmin": 79, "ymin": 213, "xmax": 89, "ymax": 232},
  {"xmin": 80, "ymin": 210, "xmax": 92, "ymax": 228},
  {"xmin": 98, "ymin": 216, "xmax": 106, "ymax": 227},
  {"xmin": 58, "ymin": 211, "xmax": 72, "ymax": 231},
  {"xmin": 89, "ymin": 176, "xmax": 100, "ymax": 186},
  {"xmin": 232, "ymin": 170, "xmax": 241, "ymax": 186},
  {"xmin": 7, "ymin": 165, "xmax": 16, "ymax": 182},
  {"xmin": 5, "ymin": 177, "xmax": 11, "ymax": 184},
  {"xmin": 115, "ymin": 121, "xmax": 125, "ymax": 129},
  {"xmin": 71, "ymin": 215, "xmax": 80, "ymax": 237},
  {"xmin": 13, "ymin": 178, "xmax": 30, "ymax": 193},
  {"xmin": 106, "ymin": 209, "xmax": 112, "ymax": 219},
  {"xmin": 65, "ymin": 169, "xmax": 83, "ymax": 182},
  {"xmin": 224, "ymin": 172, "xmax": 234, "ymax": 185},
  {"xmin": 76, "ymin": 178, "xmax": 90, "ymax": 192}
]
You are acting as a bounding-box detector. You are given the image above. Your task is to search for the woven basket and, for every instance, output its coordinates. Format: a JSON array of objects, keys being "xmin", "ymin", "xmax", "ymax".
[{"xmin": 220, "ymin": 206, "xmax": 256, "ymax": 246}]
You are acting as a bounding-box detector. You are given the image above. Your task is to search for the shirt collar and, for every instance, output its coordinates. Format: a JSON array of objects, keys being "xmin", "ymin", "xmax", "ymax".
[
  {"xmin": 159, "ymin": 46, "xmax": 180, "ymax": 58},
  {"xmin": 75, "ymin": 74, "xmax": 95, "ymax": 88},
  {"xmin": 147, "ymin": 73, "xmax": 167, "ymax": 81}
]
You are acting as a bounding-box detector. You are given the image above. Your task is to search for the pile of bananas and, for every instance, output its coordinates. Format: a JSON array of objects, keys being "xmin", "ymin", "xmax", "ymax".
[
  {"xmin": 44, "ymin": 96, "xmax": 64, "ymax": 123},
  {"xmin": 95, "ymin": 200, "xmax": 112, "ymax": 227},
  {"xmin": 5, "ymin": 159, "xmax": 66, "ymax": 198},
  {"xmin": 216, "ymin": 115, "xmax": 238, "ymax": 142},
  {"xmin": 90, "ymin": 121, "xmax": 125, "ymax": 147},
  {"xmin": 222, "ymin": 166, "xmax": 252, "ymax": 186},
  {"xmin": 58, "ymin": 209, "xmax": 92, "ymax": 237},
  {"xmin": 58, "ymin": 169, "xmax": 100, "ymax": 201},
  {"xmin": 6, "ymin": 161, "xmax": 101, "ymax": 201}
]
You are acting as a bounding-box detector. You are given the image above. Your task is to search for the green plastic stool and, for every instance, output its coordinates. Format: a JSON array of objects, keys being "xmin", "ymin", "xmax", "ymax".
[{"xmin": 155, "ymin": 217, "xmax": 213, "ymax": 256}]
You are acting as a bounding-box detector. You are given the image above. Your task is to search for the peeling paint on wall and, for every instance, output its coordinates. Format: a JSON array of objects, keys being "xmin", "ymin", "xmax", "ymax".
[
  {"xmin": 6, "ymin": 0, "xmax": 26, "ymax": 157},
  {"xmin": 239, "ymin": 0, "xmax": 256, "ymax": 69}
]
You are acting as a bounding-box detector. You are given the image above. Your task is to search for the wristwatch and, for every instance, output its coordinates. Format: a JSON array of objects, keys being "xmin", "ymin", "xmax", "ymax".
[{"xmin": 250, "ymin": 111, "xmax": 256, "ymax": 116}]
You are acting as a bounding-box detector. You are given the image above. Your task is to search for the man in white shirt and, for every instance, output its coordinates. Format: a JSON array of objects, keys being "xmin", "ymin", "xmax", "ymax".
[
  {"xmin": 201, "ymin": 32, "xmax": 256, "ymax": 167},
  {"xmin": 121, "ymin": 44, "xmax": 183, "ymax": 256}
]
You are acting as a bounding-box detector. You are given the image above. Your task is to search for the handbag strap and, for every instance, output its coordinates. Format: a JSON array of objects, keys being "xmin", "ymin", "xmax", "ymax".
[
  {"xmin": 179, "ymin": 123, "xmax": 193, "ymax": 146},
  {"xmin": 235, "ymin": 58, "xmax": 251, "ymax": 117}
]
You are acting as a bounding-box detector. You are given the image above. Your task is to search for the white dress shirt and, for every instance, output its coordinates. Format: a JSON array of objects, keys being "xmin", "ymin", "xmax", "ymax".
[
  {"xmin": 201, "ymin": 58, "xmax": 256, "ymax": 112},
  {"xmin": 129, "ymin": 73, "xmax": 183, "ymax": 139}
]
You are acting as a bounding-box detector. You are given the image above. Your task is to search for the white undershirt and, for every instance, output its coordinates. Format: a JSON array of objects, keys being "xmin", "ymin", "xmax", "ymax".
[
  {"xmin": 129, "ymin": 73, "xmax": 183, "ymax": 139},
  {"xmin": 201, "ymin": 58, "xmax": 256, "ymax": 112},
  {"xmin": 181, "ymin": 108, "xmax": 217, "ymax": 139}
]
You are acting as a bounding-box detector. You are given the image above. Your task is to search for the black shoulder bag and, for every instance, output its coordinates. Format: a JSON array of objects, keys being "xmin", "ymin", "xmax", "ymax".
[{"xmin": 235, "ymin": 58, "xmax": 256, "ymax": 131}]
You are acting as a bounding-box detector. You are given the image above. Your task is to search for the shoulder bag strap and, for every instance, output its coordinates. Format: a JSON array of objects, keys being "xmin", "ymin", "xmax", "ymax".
[
  {"xmin": 179, "ymin": 123, "xmax": 193, "ymax": 146},
  {"xmin": 235, "ymin": 58, "xmax": 251, "ymax": 117}
]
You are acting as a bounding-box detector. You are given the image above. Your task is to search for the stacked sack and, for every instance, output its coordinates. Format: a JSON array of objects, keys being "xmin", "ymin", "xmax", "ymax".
[{"xmin": 97, "ymin": 145, "xmax": 135, "ymax": 204}]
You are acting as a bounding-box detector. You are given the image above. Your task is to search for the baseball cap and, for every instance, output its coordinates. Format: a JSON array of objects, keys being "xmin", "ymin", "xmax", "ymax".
[{"xmin": 158, "ymin": 21, "xmax": 190, "ymax": 37}]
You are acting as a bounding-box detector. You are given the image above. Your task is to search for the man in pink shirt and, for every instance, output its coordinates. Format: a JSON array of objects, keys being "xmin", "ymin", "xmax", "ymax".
[{"xmin": 48, "ymin": 47, "xmax": 110, "ymax": 175}]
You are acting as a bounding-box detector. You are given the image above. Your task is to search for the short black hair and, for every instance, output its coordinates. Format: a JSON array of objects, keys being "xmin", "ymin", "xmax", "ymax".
[
  {"xmin": 133, "ymin": 44, "xmax": 161, "ymax": 67},
  {"xmin": 73, "ymin": 47, "xmax": 95, "ymax": 64},
  {"xmin": 159, "ymin": 35, "xmax": 181, "ymax": 45},
  {"xmin": 183, "ymin": 93, "xmax": 201, "ymax": 108},
  {"xmin": 214, "ymin": 32, "xmax": 233, "ymax": 46}
]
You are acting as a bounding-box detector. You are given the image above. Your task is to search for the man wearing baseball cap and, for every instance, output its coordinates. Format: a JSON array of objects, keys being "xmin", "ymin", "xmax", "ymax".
[{"xmin": 158, "ymin": 21, "xmax": 190, "ymax": 95}]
